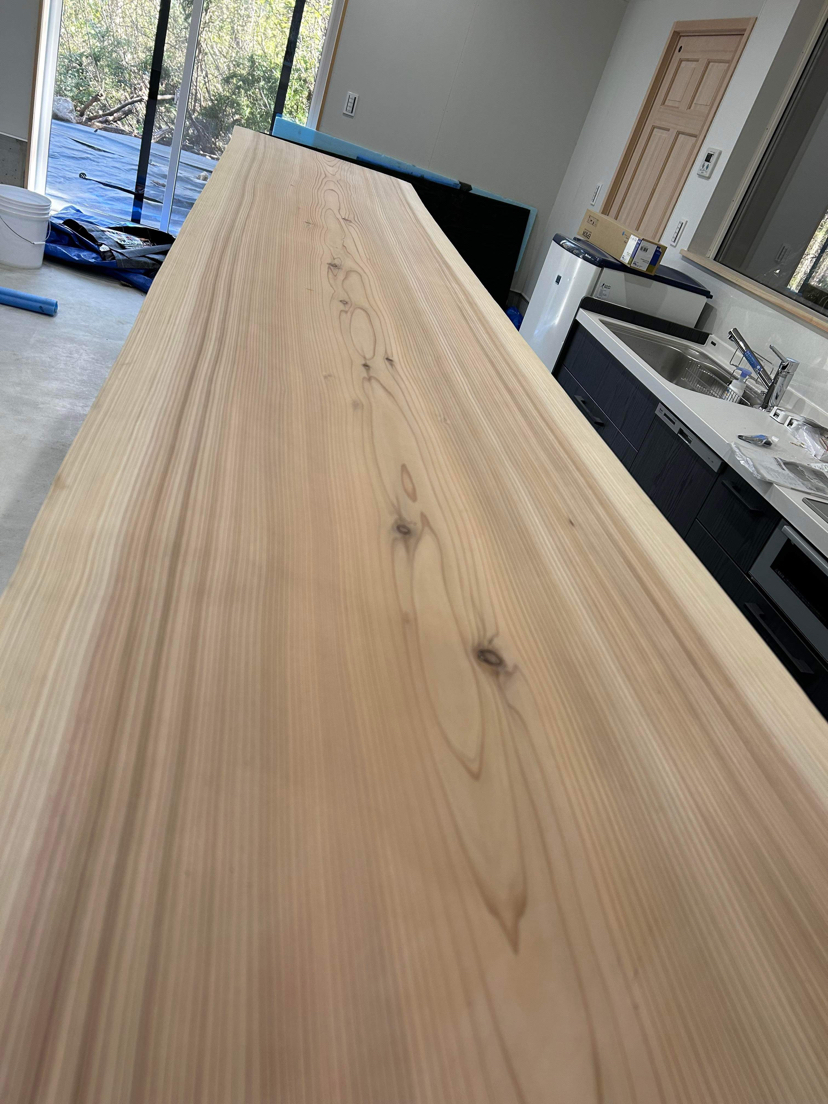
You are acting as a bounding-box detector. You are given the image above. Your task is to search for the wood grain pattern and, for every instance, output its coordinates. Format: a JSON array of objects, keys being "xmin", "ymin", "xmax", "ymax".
[{"xmin": 1, "ymin": 128, "xmax": 828, "ymax": 1103}]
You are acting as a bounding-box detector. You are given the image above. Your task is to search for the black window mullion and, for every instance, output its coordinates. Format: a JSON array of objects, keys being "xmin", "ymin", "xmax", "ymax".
[
  {"xmin": 132, "ymin": 0, "xmax": 173, "ymax": 223},
  {"xmin": 270, "ymin": 0, "xmax": 308, "ymax": 131}
]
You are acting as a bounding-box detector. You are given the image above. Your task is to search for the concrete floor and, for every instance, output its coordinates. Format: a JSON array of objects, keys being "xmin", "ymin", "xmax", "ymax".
[{"xmin": 0, "ymin": 260, "xmax": 143, "ymax": 590}]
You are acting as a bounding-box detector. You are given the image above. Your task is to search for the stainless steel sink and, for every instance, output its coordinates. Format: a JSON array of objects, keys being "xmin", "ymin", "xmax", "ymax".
[{"xmin": 605, "ymin": 322, "xmax": 757, "ymax": 404}]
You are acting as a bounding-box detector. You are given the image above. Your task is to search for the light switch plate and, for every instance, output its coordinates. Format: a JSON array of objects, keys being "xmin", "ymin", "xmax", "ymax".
[
  {"xmin": 590, "ymin": 182, "xmax": 603, "ymax": 208},
  {"xmin": 670, "ymin": 218, "xmax": 687, "ymax": 246},
  {"xmin": 343, "ymin": 91, "xmax": 359, "ymax": 117}
]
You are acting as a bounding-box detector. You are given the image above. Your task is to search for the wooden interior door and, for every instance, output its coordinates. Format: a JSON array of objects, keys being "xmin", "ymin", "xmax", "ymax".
[{"xmin": 604, "ymin": 19, "xmax": 754, "ymax": 241}]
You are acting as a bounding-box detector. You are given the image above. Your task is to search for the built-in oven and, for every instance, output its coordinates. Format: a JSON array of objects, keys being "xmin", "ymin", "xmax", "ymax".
[{"xmin": 750, "ymin": 522, "xmax": 828, "ymax": 665}]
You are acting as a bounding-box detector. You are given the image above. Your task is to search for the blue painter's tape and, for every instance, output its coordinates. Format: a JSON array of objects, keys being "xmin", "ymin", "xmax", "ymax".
[
  {"xmin": 515, "ymin": 206, "xmax": 536, "ymax": 271},
  {"xmin": 271, "ymin": 118, "xmax": 458, "ymax": 186}
]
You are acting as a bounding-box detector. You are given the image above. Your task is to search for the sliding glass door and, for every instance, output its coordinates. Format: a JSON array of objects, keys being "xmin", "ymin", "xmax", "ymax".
[
  {"xmin": 160, "ymin": 0, "xmax": 334, "ymax": 232},
  {"xmin": 44, "ymin": 0, "xmax": 335, "ymax": 232},
  {"xmin": 44, "ymin": 0, "xmax": 187, "ymax": 225}
]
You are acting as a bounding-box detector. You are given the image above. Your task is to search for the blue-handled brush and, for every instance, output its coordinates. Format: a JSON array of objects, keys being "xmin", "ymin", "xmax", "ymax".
[{"xmin": 0, "ymin": 287, "xmax": 58, "ymax": 316}]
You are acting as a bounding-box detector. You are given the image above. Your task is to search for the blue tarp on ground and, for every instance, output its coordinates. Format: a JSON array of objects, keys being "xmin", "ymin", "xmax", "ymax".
[
  {"xmin": 45, "ymin": 120, "xmax": 217, "ymax": 232},
  {"xmin": 45, "ymin": 207, "xmax": 159, "ymax": 293}
]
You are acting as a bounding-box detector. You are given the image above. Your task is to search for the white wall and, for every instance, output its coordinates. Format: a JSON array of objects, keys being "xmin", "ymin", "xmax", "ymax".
[
  {"xmin": 531, "ymin": 0, "xmax": 799, "ymax": 287},
  {"xmin": 319, "ymin": 0, "xmax": 627, "ymax": 289},
  {"xmin": 0, "ymin": 0, "xmax": 40, "ymax": 141},
  {"xmin": 533, "ymin": 0, "xmax": 828, "ymax": 413}
]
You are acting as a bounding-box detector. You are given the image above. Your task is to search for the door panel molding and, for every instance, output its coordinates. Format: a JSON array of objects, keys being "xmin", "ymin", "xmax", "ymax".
[{"xmin": 603, "ymin": 18, "xmax": 755, "ymax": 241}]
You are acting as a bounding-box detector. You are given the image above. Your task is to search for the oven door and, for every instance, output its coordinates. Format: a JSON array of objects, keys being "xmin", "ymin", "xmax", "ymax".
[{"xmin": 750, "ymin": 523, "xmax": 828, "ymax": 664}]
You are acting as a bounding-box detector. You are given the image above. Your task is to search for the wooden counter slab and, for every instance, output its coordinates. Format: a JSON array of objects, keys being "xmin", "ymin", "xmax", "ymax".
[{"xmin": 1, "ymin": 127, "xmax": 827, "ymax": 1102}]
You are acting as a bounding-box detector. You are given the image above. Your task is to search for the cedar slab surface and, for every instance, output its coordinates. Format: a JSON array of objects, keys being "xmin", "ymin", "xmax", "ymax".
[{"xmin": 1, "ymin": 129, "xmax": 827, "ymax": 1102}]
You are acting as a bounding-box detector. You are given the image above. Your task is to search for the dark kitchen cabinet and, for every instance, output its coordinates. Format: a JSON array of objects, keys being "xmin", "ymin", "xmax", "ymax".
[
  {"xmin": 557, "ymin": 326, "xmax": 656, "ymax": 469},
  {"xmin": 553, "ymin": 321, "xmax": 828, "ymax": 719},
  {"xmin": 607, "ymin": 363, "xmax": 658, "ymax": 450},
  {"xmin": 686, "ymin": 522, "xmax": 828, "ymax": 709},
  {"xmin": 561, "ymin": 327, "xmax": 658, "ymax": 448},
  {"xmin": 557, "ymin": 368, "xmax": 618, "ymax": 449},
  {"xmin": 560, "ymin": 327, "xmax": 608, "ymax": 399},
  {"xmin": 608, "ymin": 431, "xmax": 638, "ymax": 469},
  {"xmin": 629, "ymin": 407, "xmax": 721, "ymax": 538},
  {"xmin": 696, "ymin": 468, "xmax": 779, "ymax": 572}
]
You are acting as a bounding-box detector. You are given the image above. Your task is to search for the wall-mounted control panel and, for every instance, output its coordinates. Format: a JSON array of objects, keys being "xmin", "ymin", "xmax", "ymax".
[
  {"xmin": 697, "ymin": 147, "xmax": 721, "ymax": 178},
  {"xmin": 343, "ymin": 92, "xmax": 359, "ymax": 117}
]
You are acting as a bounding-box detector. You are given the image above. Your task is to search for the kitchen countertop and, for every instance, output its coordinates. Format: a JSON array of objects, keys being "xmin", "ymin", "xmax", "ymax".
[
  {"xmin": 1, "ymin": 128, "xmax": 828, "ymax": 1103},
  {"xmin": 579, "ymin": 308, "xmax": 828, "ymax": 556}
]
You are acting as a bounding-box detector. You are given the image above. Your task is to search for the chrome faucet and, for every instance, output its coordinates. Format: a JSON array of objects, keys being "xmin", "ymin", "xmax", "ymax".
[
  {"xmin": 728, "ymin": 328, "xmax": 799, "ymax": 409},
  {"xmin": 767, "ymin": 344, "xmax": 800, "ymax": 409}
]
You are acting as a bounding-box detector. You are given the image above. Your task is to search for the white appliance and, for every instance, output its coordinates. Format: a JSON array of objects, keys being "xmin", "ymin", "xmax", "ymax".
[{"xmin": 522, "ymin": 234, "xmax": 712, "ymax": 372}]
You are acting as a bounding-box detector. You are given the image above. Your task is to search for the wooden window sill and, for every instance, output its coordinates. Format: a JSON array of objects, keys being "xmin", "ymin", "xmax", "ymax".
[{"xmin": 680, "ymin": 249, "xmax": 828, "ymax": 336}]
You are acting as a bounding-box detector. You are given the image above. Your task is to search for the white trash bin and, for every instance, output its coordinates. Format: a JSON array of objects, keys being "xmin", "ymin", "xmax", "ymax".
[{"xmin": 0, "ymin": 184, "xmax": 51, "ymax": 269}]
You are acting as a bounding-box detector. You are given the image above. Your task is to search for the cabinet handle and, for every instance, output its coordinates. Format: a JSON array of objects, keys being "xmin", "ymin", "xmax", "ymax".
[
  {"xmin": 723, "ymin": 479, "xmax": 762, "ymax": 514},
  {"xmin": 677, "ymin": 427, "xmax": 694, "ymax": 446},
  {"xmin": 655, "ymin": 404, "xmax": 721, "ymax": 471},
  {"xmin": 573, "ymin": 395, "xmax": 605, "ymax": 428},
  {"xmin": 743, "ymin": 602, "xmax": 814, "ymax": 675}
]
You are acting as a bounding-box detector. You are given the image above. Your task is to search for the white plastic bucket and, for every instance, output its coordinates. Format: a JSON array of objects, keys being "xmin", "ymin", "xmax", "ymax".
[{"xmin": 0, "ymin": 184, "xmax": 51, "ymax": 269}]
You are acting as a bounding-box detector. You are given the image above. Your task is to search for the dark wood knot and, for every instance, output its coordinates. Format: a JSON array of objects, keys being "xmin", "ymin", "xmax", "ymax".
[
  {"xmin": 394, "ymin": 521, "xmax": 412, "ymax": 537},
  {"xmin": 476, "ymin": 648, "xmax": 504, "ymax": 668}
]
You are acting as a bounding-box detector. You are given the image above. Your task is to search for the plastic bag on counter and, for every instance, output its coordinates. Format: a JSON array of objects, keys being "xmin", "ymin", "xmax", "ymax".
[
  {"xmin": 731, "ymin": 442, "xmax": 828, "ymax": 495},
  {"xmin": 769, "ymin": 409, "xmax": 828, "ymax": 459}
]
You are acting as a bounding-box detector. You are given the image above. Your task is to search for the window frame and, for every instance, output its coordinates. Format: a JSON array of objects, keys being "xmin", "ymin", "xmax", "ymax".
[
  {"xmin": 27, "ymin": 0, "xmax": 348, "ymax": 195},
  {"xmin": 676, "ymin": 3, "xmax": 828, "ymax": 332}
]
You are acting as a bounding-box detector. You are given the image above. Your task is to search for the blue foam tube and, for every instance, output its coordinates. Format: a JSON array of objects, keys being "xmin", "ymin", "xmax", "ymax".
[{"xmin": 0, "ymin": 286, "xmax": 58, "ymax": 316}]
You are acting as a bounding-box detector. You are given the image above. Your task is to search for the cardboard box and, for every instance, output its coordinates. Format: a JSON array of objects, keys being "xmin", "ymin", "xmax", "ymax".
[
  {"xmin": 620, "ymin": 235, "xmax": 666, "ymax": 275},
  {"xmin": 576, "ymin": 210, "xmax": 666, "ymax": 274}
]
